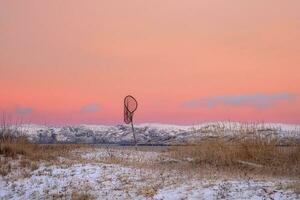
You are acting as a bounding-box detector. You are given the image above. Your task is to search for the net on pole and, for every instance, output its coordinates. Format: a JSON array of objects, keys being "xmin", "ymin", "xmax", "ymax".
[{"xmin": 124, "ymin": 95, "xmax": 138, "ymax": 148}]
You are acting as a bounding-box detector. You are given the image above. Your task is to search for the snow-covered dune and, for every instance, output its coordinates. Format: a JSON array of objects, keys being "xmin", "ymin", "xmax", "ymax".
[{"xmin": 11, "ymin": 122, "xmax": 300, "ymax": 145}]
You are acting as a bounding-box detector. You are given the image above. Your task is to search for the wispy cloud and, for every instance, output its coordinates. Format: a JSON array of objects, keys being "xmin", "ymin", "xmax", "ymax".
[
  {"xmin": 15, "ymin": 107, "xmax": 33, "ymax": 115},
  {"xmin": 184, "ymin": 93, "xmax": 297, "ymax": 109},
  {"xmin": 81, "ymin": 103, "xmax": 99, "ymax": 113}
]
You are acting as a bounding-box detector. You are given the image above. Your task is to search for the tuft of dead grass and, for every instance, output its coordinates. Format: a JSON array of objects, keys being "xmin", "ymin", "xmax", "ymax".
[
  {"xmin": 285, "ymin": 182, "xmax": 300, "ymax": 195},
  {"xmin": 292, "ymin": 182, "xmax": 300, "ymax": 195},
  {"xmin": 0, "ymin": 160, "xmax": 11, "ymax": 176},
  {"xmin": 138, "ymin": 184, "xmax": 159, "ymax": 198},
  {"xmin": 71, "ymin": 191, "xmax": 95, "ymax": 200}
]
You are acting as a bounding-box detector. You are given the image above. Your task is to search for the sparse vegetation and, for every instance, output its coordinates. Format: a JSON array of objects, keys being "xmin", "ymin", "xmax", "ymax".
[
  {"xmin": 1, "ymin": 118, "xmax": 299, "ymax": 199},
  {"xmin": 0, "ymin": 115, "xmax": 85, "ymax": 178},
  {"xmin": 0, "ymin": 114, "xmax": 84, "ymax": 162},
  {"xmin": 290, "ymin": 182, "xmax": 300, "ymax": 195},
  {"xmin": 0, "ymin": 132, "xmax": 80, "ymax": 161},
  {"xmin": 0, "ymin": 159, "xmax": 11, "ymax": 176},
  {"xmin": 71, "ymin": 191, "xmax": 95, "ymax": 200},
  {"xmin": 89, "ymin": 123, "xmax": 300, "ymax": 178},
  {"xmin": 138, "ymin": 184, "xmax": 159, "ymax": 198},
  {"xmin": 168, "ymin": 131, "xmax": 300, "ymax": 177}
]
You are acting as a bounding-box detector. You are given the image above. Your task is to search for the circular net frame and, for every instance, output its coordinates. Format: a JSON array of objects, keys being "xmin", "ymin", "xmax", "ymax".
[{"xmin": 124, "ymin": 95, "xmax": 138, "ymax": 124}]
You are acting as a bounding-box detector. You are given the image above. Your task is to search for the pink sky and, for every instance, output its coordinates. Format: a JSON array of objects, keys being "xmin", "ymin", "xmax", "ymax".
[{"xmin": 1, "ymin": 0, "xmax": 300, "ymax": 124}]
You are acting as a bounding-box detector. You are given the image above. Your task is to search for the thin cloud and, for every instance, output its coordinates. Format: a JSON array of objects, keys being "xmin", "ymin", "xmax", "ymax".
[
  {"xmin": 184, "ymin": 93, "xmax": 297, "ymax": 109},
  {"xmin": 15, "ymin": 107, "xmax": 33, "ymax": 115},
  {"xmin": 81, "ymin": 103, "xmax": 99, "ymax": 113}
]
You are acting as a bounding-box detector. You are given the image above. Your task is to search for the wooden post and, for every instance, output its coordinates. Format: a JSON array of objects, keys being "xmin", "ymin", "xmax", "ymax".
[{"xmin": 131, "ymin": 121, "xmax": 137, "ymax": 150}]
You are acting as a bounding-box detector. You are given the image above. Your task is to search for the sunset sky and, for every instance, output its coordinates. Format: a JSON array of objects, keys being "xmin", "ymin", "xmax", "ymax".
[{"xmin": 1, "ymin": 0, "xmax": 300, "ymax": 125}]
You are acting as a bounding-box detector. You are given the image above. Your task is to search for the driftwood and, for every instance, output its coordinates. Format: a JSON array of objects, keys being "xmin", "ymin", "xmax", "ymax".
[{"xmin": 237, "ymin": 160, "xmax": 264, "ymax": 168}]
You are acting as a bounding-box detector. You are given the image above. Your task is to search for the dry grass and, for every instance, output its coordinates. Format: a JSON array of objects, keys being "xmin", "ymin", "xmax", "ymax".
[
  {"xmin": 285, "ymin": 182, "xmax": 300, "ymax": 195},
  {"xmin": 168, "ymin": 135, "xmax": 300, "ymax": 177},
  {"xmin": 71, "ymin": 191, "xmax": 95, "ymax": 200},
  {"xmin": 138, "ymin": 184, "xmax": 159, "ymax": 198},
  {"xmin": 0, "ymin": 132, "xmax": 83, "ymax": 178},
  {"xmin": 0, "ymin": 120, "xmax": 87, "ymax": 179},
  {"xmin": 0, "ymin": 121, "xmax": 86, "ymax": 178},
  {"xmin": 0, "ymin": 135, "xmax": 81, "ymax": 161},
  {"xmin": 0, "ymin": 114, "xmax": 71, "ymax": 161},
  {"xmin": 291, "ymin": 182, "xmax": 300, "ymax": 195},
  {"xmin": 0, "ymin": 159, "xmax": 11, "ymax": 176}
]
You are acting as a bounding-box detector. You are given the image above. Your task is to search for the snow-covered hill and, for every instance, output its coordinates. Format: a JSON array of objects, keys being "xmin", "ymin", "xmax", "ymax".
[{"xmin": 11, "ymin": 122, "xmax": 300, "ymax": 145}]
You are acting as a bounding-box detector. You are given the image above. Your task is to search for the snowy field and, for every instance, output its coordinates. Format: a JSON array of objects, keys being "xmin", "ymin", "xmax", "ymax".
[{"xmin": 1, "ymin": 146, "xmax": 299, "ymax": 200}]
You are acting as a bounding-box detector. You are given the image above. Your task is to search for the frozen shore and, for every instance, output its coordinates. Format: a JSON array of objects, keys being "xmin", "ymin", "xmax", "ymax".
[{"xmin": 1, "ymin": 147, "xmax": 299, "ymax": 200}]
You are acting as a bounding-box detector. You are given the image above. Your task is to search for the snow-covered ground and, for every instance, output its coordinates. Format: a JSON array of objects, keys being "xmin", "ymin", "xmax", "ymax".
[{"xmin": 1, "ymin": 147, "xmax": 299, "ymax": 200}]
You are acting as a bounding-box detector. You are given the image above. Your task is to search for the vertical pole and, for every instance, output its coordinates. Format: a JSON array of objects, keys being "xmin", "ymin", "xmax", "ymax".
[{"xmin": 131, "ymin": 121, "xmax": 137, "ymax": 150}]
